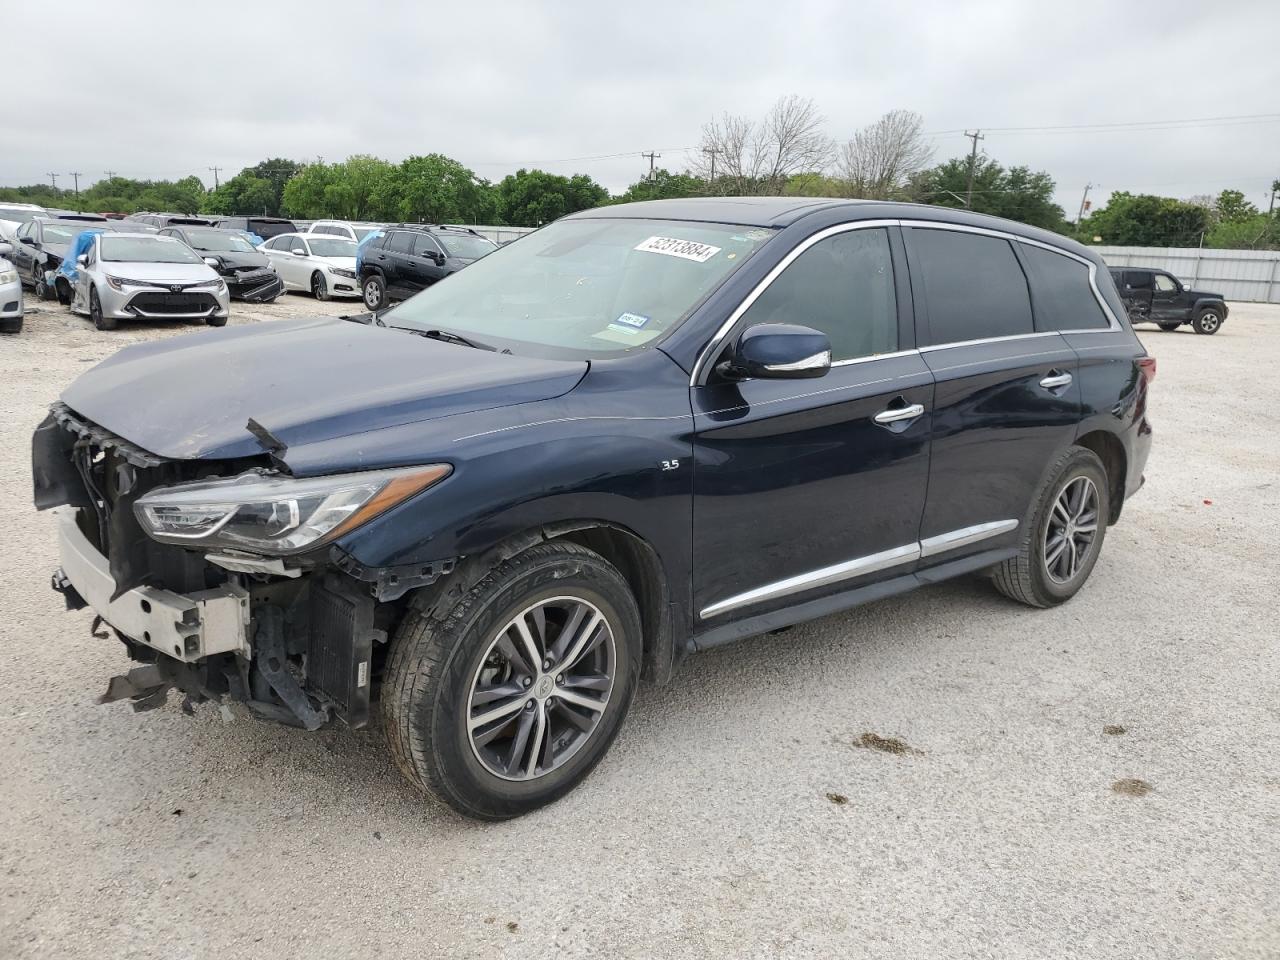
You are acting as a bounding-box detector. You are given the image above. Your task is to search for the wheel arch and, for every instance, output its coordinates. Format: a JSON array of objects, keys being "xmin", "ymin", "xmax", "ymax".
[
  {"xmin": 1075, "ymin": 430, "xmax": 1126, "ymax": 524},
  {"xmin": 404, "ymin": 519, "xmax": 680, "ymax": 685}
]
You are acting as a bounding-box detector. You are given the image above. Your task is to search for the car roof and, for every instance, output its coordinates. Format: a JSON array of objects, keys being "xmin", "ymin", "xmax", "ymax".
[{"xmin": 568, "ymin": 196, "xmax": 1098, "ymax": 257}]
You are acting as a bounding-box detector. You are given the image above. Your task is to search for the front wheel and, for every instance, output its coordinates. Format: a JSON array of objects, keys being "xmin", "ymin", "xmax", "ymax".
[
  {"xmin": 1192, "ymin": 308, "xmax": 1222, "ymax": 335},
  {"xmin": 311, "ymin": 271, "xmax": 330, "ymax": 301},
  {"xmin": 90, "ymin": 287, "xmax": 116, "ymax": 330},
  {"xmin": 32, "ymin": 264, "xmax": 51, "ymax": 301},
  {"xmin": 382, "ymin": 541, "xmax": 641, "ymax": 820},
  {"xmin": 362, "ymin": 273, "xmax": 387, "ymax": 311},
  {"xmin": 991, "ymin": 447, "xmax": 1110, "ymax": 608}
]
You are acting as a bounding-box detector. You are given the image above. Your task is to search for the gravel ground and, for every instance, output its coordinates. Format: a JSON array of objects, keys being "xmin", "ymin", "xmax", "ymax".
[{"xmin": 1, "ymin": 295, "xmax": 1278, "ymax": 960}]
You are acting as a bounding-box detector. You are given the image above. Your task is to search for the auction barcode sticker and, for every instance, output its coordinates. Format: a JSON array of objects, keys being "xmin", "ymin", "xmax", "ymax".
[{"xmin": 634, "ymin": 236, "xmax": 722, "ymax": 263}]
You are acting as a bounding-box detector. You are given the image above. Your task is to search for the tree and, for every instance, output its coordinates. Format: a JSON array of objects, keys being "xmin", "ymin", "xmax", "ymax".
[
  {"xmin": 281, "ymin": 156, "xmax": 397, "ymax": 220},
  {"xmin": 694, "ymin": 95, "xmax": 833, "ymax": 196},
  {"xmin": 837, "ymin": 109, "xmax": 933, "ymax": 199},
  {"xmin": 612, "ymin": 168, "xmax": 705, "ymax": 204},
  {"xmin": 1076, "ymin": 192, "xmax": 1211, "ymax": 246},
  {"xmin": 495, "ymin": 169, "xmax": 609, "ymax": 226},
  {"xmin": 379, "ymin": 154, "xmax": 496, "ymax": 223},
  {"xmin": 1213, "ymin": 189, "xmax": 1259, "ymax": 224},
  {"xmin": 907, "ymin": 157, "xmax": 1066, "ymax": 230},
  {"xmin": 243, "ymin": 158, "xmax": 302, "ymax": 216},
  {"xmin": 202, "ymin": 173, "xmax": 276, "ymax": 215}
]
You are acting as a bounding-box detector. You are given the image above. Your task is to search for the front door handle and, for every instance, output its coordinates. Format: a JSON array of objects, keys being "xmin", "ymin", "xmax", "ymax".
[
  {"xmin": 1040, "ymin": 370, "xmax": 1073, "ymax": 391},
  {"xmin": 873, "ymin": 402, "xmax": 925, "ymax": 426}
]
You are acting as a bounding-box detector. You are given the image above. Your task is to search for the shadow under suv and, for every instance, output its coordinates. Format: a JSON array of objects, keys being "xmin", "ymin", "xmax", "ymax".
[{"xmin": 34, "ymin": 198, "xmax": 1154, "ymax": 820}]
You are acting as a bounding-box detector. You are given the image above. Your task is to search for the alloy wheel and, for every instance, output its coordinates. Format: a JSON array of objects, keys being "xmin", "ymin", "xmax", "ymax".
[
  {"xmin": 466, "ymin": 595, "xmax": 616, "ymax": 782},
  {"xmin": 1043, "ymin": 476, "xmax": 1099, "ymax": 583},
  {"xmin": 1200, "ymin": 312, "xmax": 1219, "ymax": 332}
]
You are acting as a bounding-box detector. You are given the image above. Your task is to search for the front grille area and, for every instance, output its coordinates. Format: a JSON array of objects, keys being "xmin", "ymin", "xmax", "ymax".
[{"xmin": 128, "ymin": 292, "xmax": 218, "ymax": 315}]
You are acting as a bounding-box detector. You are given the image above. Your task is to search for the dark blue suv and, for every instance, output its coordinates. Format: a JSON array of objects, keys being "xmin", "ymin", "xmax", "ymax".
[{"xmin": 34, "ymin": 198, "xmax": 1154, "ymax": 819}]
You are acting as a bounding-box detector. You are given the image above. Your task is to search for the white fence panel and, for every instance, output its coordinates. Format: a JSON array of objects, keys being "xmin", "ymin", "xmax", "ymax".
[{"xmin": 1093, "ymin": 246, "xmax": 1280, "ymax": 303}]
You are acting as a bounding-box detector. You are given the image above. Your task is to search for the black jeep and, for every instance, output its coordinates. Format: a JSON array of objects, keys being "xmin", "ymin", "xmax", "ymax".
[{"xmin": 1109, "ymin": 266, "xmax": 1227, "ymax": 335}]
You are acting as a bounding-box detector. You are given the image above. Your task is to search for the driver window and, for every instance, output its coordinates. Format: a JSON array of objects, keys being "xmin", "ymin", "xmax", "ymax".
[
  {"xmin": 1153, "ymin": 274, "xmax": 1177, "ymax": 292},
  {"xmin": 413, "ymin": 234, "xmax": 442, "ymax": 257},
  {"xmin": 737, "ymin": 228, "xmax": 898, "ymax": 362}
]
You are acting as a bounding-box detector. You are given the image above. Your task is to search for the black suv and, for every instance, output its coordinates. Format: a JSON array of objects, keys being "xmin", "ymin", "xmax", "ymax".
[
  {"xmin": 35, "ymin": 198, "xmax": 1154, "ymax": 820},
  {"xmin": 358, "ymin": 223, "xmax": 497, "ymax": 310},
  {"xmin": 1109, "ymin": 266, "xmax": 1227, "ymax": 334}
]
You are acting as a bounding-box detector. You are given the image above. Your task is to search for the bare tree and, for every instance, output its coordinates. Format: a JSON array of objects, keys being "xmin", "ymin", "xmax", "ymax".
[
  {"xmin": 838, "ymin": 109, "xmax": 934, "ymax": 200},
  {"xmin": 694, "ymin": 95, "xmax": 833, "ymax": 196}
]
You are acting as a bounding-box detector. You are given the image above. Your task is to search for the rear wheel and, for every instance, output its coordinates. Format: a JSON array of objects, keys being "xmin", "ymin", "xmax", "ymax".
[
  {"xmin": 1156, "ymin": 322, "xmax": 1181, "ymax": 332},
  {"xmin": 90, "ymin": 287, "xmax": 116, "ymax": 330},
  {"xmin": 362, "ymin": 273, "xmax": 387, "ymax": 311},
  {"xmin": 1192, "ymin": 308, "xmax": 1222, "ymax": 335},
  {"xmin": 992, "ymin": 447, "xmax": 1109, "ymax": 608},
  {"xmin": 310, "ymin": 271, "xmax": 330, "ymax": 301},
  {"xmin": 382, "ymin": 541, "xmax": 641, "ymax": 820}
]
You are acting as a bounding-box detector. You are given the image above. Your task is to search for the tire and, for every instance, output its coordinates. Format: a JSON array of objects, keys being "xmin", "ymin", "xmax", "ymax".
[
  {"xmin": 362, "ymin": 273, "xmax": 387, "ymax": 311},
  {"xmin": 310, "ymin": 271, "xmax": 330, "ymax": 302},
  {"xmin": 205, "ymin": 313, "xmax": 228, "ymax": 327},
  {"xmin": 1156, "ymin": 322, "xmax": 1181, "ymax": 332},
  {"xmin": 32, "ymin": 263, "xmax": 51, "ymax": 301},
  {"xmin": 382, "ymin": 541, "xmax": 642, "ymax": 820},
  {"xmin": 991, "ymin": 447, "xmax": 1110, "ymax": 608},
  {"xmin": 90, "ymin": 287, "xmax": 116, "ymax": 330},
  {"xmin": 1192, "ymin": 307, "xmax": 1222, "ymax": 335}
]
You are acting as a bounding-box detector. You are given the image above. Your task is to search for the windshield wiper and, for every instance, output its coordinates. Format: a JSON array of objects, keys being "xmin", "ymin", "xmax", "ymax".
[{"xmin": 391, "ymin": 327, "xmax": 497, "ymax": 351}]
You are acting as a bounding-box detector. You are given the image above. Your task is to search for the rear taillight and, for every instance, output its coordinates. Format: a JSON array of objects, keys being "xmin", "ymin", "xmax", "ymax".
[{"xmin": 1137, "ymin": 356, "xmax": 1156, "ymax": 386}]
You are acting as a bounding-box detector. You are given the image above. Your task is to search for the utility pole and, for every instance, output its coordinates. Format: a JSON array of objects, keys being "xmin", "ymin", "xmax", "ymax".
[
  {"xmin": 641, "ymin": 151, "xmax": 660, "ymax": 182},
  {"xmin": 963, "ymin": 129, "xmax": 984, "ymax": 208},
  {"xmin": 1076, "ymin": 182, "xmax": 1093, "ymax": 225},
  {"xmin": 104, "ymin": 169, "xmax": 117, "ymax": 180},
  {"xmin": 702, "ymin": 146, "xmax": 719, "ymax": 183},
  {"xmin": 70, "ymin": 172, "xmax": 82, "ymax": 200},
  {"xmin": 208, "ymin": 165, "xmax": 222, "ymax": 189},
  {"xmin": 1269, "ymin": 178, "xmax": 1278, "ymax": 216},
  {"xmin": 47, "ymin": 172, "xmax": 59, "ymax": 190}
]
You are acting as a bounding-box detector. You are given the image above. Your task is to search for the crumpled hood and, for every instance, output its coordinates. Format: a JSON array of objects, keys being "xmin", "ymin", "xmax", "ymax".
[
  {"xmin": 202, "ymin": 250, "xmax": 270, "ymax": 272},
  {"xmin": 60, "ymin": 317, "xmax": 588, "ymax": 461}
]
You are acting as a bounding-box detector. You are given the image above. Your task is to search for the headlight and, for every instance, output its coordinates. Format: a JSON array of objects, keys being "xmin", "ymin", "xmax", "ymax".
[
  {"xmin": 330, "ymin": 268, "xmax": 356, "ymax": 279},
  {"xmin": 191, "ymin": 278, "xmax": 227, "ymax": 292},
  {"xmin": 0, "ymin": 269, "xmax": 16, "ymax": 284},
  {"xmin": 105, "ymin": 275, "xmax": 136, "ymax": 291},
  {"xmin": 134, "ymin": 464, "xmax": 451, "ymax": 555}
]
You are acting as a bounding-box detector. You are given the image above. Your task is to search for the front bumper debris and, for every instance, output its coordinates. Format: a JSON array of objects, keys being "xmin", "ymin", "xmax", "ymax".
[{"xmin": 57, "ymin": 509, "xmax": 250, "ymax": 662}]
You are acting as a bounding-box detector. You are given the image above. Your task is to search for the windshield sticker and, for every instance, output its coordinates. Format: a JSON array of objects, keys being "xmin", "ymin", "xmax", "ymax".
[
  {"xmin": 612, "ymin": 311, "xmax": 650, "ymax": 331},
  {"xmin": 634, "ymin": 236, "xmax": 721, "ymax": 263}
]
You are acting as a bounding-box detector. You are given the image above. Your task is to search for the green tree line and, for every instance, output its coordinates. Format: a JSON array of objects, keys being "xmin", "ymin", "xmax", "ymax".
[{"xmin": 3, "ymin": 155, "xmax": 1276, "ymax": 248}]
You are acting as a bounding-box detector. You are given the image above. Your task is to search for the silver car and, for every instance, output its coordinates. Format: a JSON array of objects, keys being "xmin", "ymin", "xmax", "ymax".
[
  {"xmin": 69, "ymin": 233, "xmax": 230, "ymax": 331},
  {"xmin": 0, "ymin": 241, "xmax": 23, "ymax": 333}
]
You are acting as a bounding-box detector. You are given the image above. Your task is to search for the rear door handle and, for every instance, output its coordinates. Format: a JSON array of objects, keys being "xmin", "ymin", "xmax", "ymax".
[
  {"xmin": 873, "ymin": 402, "xmax": 925, "ymax": 426},
  {"xmin": 1039, "ymin": 371, "xmax": 1073, "ymax": 390}
]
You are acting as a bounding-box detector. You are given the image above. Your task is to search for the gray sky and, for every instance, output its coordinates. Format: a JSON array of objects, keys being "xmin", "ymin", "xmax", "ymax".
[{"xmin": 6, "ymin": 0, "xmax": 1278, "ymax": 214}]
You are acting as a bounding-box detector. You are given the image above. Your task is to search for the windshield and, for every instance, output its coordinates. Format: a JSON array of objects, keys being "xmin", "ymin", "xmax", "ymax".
[
  {"xmin": 307, "ymin": 238, "xmax": 357, "ymax": 258},
  {"xmin": 381, "ymin": 218, "xmax": 774, "ymax": 358},
  {"xmin": 101, "ymin": 236, "xmax": 203, "ymax": 263},
  {"xmin": 437, "ymin": 233, "xmax": 497, "ymax": 259},
  {"xmin": 0, "ymin": 206, "xmax": 43, "ymax": 224},
  {"xmin": 42, "ymin": 223, "xmax": 99, "ymax": 246},
  {"xmin": 181, "ymin": 229, "xmax": 255, "ymax": 253},
  {"xmin": 354, "ymin": 227, "xmax": 379, "ymax": 241},
  {"xmin": 248, "ymin": 219, "xmax": 296, "ymax": 239}
]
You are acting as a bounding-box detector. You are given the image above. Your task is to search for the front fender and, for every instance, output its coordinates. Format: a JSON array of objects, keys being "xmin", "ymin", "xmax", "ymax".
[{"xmin": 1192, "ymin": 297, "xmax": 1228, "ymax": 319}]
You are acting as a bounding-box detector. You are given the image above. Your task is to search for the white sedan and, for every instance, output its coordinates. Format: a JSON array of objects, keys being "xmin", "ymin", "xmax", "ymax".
[{"xmin": 260, "ymin": 232, "xmax": 360, "ymax": 300}]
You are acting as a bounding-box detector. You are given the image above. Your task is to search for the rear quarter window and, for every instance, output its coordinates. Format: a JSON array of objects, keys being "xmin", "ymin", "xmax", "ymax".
[
  {"xmin": 907, "ymin": 228, "xmax": 1034, "ymax": 344},
  {"xmin": 1021, "ymin": 244, "xmax": 1111, "ymax": 331}
]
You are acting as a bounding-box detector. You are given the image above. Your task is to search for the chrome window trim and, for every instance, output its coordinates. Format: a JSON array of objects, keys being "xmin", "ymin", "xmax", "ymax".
[
  {"xmin": 689, "ymin": 219, "xmax": 901, "ymax": 386},
  {"xmin": 699, "ymin": 519, "xmax": 1018, "ymax": 620},
  {"xmin": 689, "ymin": 217, "xmax": 1120, "ymax": 387},
  {"xmin": 830, "ymin": 347, "xmax": 920, "ymax": 368}
]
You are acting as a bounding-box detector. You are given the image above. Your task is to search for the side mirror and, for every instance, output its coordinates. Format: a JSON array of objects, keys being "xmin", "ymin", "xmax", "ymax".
[
  {"xmin": 77, "ymin": 254, "xmax": 89, "ymax": 267},
  {"xmin": 19, "ymin": 235, "xmax": 35, "ymax": 245},
  {"xmin": 291, "ymin": 248, "xmax": 306, "ymax": 256},
  {"xmin": 716, "ymin": 323, "xmax": 831, "ymax": 381}
]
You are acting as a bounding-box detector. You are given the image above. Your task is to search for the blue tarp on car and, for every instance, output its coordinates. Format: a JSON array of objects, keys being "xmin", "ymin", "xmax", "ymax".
[
  {"xmin": 355, "ymin": 229, "xmax": 383, "ymax": 276},
  {"xmin": 54, "ymin": 228, "xmax": 104, "ymax": 287}
]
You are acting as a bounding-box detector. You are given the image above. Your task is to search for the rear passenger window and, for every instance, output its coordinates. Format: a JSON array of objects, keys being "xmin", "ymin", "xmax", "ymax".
[
  {"xmin": 738, "ymin": 228, "xmax": 897, "ymax": 362},
  {"xmin": 387, "ymin": 232, "xmax": 415, "ymax": 254},
  {"xmin": 908, "ymin": 229, "xmax": 1033, "ymax": 344},
  {"xmin": 1021, "ymin": 244, "xmax": 1110, "ymax": 331}
]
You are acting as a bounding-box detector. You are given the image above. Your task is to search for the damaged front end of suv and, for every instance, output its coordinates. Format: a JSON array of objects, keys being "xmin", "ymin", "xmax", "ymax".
[{"xmin": 34, "ymin": 402, "xmax": 452, "ymax": 729}]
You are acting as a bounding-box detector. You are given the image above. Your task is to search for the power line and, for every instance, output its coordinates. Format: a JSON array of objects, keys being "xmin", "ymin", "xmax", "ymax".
[{"xmin": 927, "ymin": 112, "xmax": 1280, "ymax": 137}]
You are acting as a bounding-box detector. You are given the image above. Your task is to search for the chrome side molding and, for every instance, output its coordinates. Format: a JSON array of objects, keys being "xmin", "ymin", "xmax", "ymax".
[{"xmin": 699, "ymin": 519, "xmax": 1018, "ymax": 619}]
